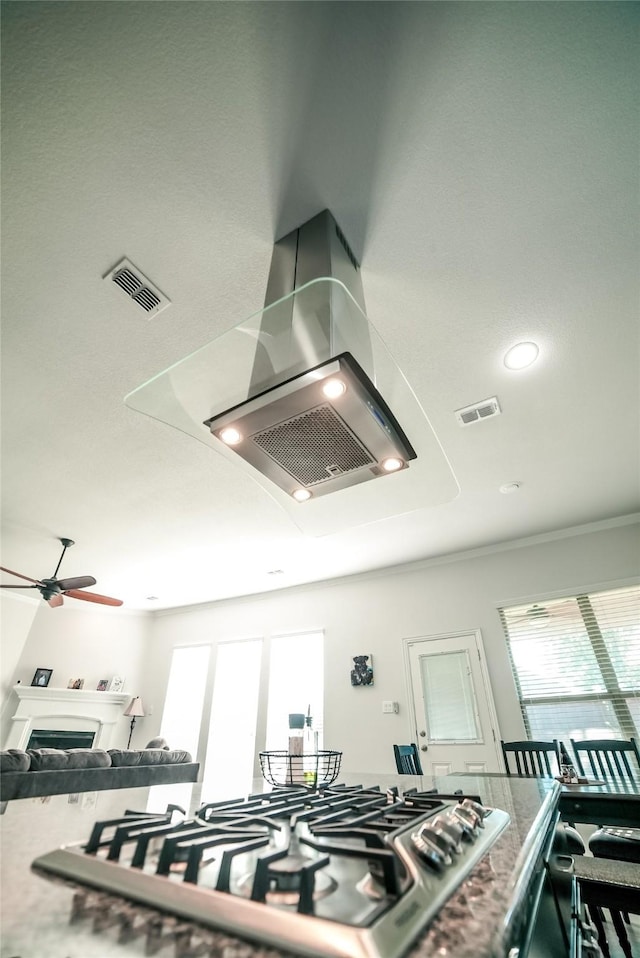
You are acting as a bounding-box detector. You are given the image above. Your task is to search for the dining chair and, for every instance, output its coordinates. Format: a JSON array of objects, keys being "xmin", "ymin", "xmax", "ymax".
[
  {"xmin": 569, "ymin": 738, "xmax": 640, "ymax": 958},
  {"xmin": 500, "ymin": 739, "xmax": 564, "ymax": 777},
  {"xmin": 569, "ymin": 737, "xmax": 640, "ymax": 782},
  {"xmin": 501, "ymin": 738, "xmax": 586, "ymax": 860},
  {"xmin": 393, "ymin": 744, "xmax": 423, "ymax": 776}
]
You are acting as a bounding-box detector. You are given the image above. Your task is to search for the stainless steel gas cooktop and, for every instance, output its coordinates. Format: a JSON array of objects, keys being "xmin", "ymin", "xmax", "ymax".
[{"xmin": 33, "ymin": 784, "xmax": 510, "ymax": 958}]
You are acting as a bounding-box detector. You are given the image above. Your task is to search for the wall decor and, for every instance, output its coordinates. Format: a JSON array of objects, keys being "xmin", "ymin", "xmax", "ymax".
[
  {"xmin": 68, "ymin": 678, "xmax": 85, "ymax": 690},
  {"xmin": 96, "ymin": 679, "xmax": 109, "ymax": 691},
  {"xmin": 350, "ymin": 654, "xmax": 374, "ymax": 687},
  {"xmin": 108, "ymin": 675, "xmax": 125, "ymax": 692},
  {"xmin": 31, "ymin": 668, "xmax": 53, "ymax": 688}
]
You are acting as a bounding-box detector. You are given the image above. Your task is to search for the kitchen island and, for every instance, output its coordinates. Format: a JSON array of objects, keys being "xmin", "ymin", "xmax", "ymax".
[{"xmin": 1, "ymin": 772, "xmax": 568, "ymax": 958}]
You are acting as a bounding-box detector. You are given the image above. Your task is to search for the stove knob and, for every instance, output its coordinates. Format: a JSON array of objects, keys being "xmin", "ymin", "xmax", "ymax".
[
  {"xmin": 415, "ymin": 821, "xmax": 458, "ymax": 862},
  {"xmin": 450, "ymin": 804, "xmax": 480, "ymax": 840},
  {"xmin": 460, "ymin": 798, "xmax": 488, "ymax": 827},
  {"xmin": 433, "ymin": 814, "xmax": 464, "ymax": 853},
  {"xmin": 411, "ymin": 827, "xmax": 449, "ymax": 871}
]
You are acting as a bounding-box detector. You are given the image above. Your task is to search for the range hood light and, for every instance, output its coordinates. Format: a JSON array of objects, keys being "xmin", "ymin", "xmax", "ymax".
[
  {"xmin": 322, "ymin": 378, "xmax": 346, "ymax": 400},
  {"xmin": 381, "ymin": 457, "xmax": 404, "ymax": 473},
  {"xmin": 220, "ymin": 426, "xmax": 242, "ymax": 446},
  {"xmin": 292, "ymin": 488, "xmax": 312, "ymax": 502}
]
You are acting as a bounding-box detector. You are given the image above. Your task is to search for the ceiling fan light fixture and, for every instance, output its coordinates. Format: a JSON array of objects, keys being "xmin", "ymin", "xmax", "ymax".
[{"xmin": 504, "ymin": 342, "xmax": 539, "ymax": 370}]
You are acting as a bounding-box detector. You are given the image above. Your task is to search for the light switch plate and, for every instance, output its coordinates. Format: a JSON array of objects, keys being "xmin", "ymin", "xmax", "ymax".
[{"xmin": 382, "ymin": 700, "xmax": 399, "ymax": 714}]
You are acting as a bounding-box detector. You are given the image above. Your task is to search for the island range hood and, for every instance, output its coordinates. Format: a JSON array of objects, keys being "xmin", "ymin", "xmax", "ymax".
[
  {"xmin": 124, "ymin": 210, "xmax": 458, "ymax": 536},
  {"xmin": 203, "ymin": 211, "xmax": 416, "ymax": 502}
]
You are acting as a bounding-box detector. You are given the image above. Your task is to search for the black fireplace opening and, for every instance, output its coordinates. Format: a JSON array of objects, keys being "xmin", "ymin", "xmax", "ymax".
[{"xmin": 27, "ymin": 729, "xmax": 96, "ymax": 750}]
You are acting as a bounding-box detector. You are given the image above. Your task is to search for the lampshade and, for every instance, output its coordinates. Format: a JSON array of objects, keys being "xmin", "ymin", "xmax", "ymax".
[{"xmin": 124, "ymin": 696, "xmax": 145, "ymax": 718}]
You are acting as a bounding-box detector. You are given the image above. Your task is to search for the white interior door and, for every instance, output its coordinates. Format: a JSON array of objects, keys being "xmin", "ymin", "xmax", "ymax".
[{"xmin": 404, "ymin": 631, "xmax": 502, "ymax": 775}]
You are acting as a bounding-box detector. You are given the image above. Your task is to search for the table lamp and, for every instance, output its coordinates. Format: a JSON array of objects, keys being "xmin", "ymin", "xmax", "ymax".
[{"xmin": 123, "ymin": 696, "xmax": 145, "ymax": 748}]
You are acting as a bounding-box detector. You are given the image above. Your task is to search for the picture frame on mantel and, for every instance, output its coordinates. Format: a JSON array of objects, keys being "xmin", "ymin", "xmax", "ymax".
[
  {"xmin": 31, "ymin": 668, "xmax": 53, "ymax": 688},
  {"xmin": 67, "ymin": 678, "xmax": 85, "ymax": 690},
  {"xmin": 108, "ymin": 675, "xmax": 125, "ymax": 692}
]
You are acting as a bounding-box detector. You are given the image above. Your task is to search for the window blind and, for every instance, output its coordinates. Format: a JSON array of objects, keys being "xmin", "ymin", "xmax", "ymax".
[{"xmin": 500, "ymin": 585, "xmax": 640, "ymax": 748}]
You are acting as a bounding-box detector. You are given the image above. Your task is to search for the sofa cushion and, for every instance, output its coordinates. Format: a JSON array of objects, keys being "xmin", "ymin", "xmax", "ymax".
[
  {"xmin": 0, "ymin": 749, "xmax": 31, "ymax": 772},
  {"xmin": 27, "ymin": 748, "xmax": 112, "ymax": 771},
  {"xmin": 108, "ymin": 748, "xmax": 192, "ymax": 766},
  {"xmin": 145, "ymin": 737, "xmax": 170, "ymax": 749}
]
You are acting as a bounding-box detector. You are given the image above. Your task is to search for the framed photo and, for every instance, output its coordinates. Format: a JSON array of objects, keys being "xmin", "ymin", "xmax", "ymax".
[
  {"xmin": 67, "ymin": 678, "xmax": 85, "ymax": 689},
  {"xmin": 108, "ymin": 675, "xmax": 125, "ymax": 692},
  {"xmin": 350, "ymin": 654, "xmax": 374, "ymax": 687},
  {"xmin": 31, "ymin": 668, "xmax": 53, "ymax": 688},
  {"xmin": 96, "ymin": 678, "xmax": 109, "ymax": 691}
]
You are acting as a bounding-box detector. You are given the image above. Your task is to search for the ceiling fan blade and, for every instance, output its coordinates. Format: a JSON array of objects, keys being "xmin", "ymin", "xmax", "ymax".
[
  {"xmin": 0, "ymin": 584, "xmax": 38, "ymax": 589},
  {"xmin": 56, "ymin": 576, "xmax": 97, "ymax": 591},
  {"xmin": 64, "ymin": 589, "xmax": 123, "ymax": 607},
  {"xmin": 48, "ymin": 594, "xmax": 64, "ymax": 608},
  {"xmin": 0, "ymin": 566, "xmax": 42, "ymax": 585}
]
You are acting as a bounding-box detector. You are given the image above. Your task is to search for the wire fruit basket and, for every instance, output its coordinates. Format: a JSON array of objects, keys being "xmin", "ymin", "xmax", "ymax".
[{"xmin": 259, "ymin": 750, "xmax": 342, "ymax": 788}]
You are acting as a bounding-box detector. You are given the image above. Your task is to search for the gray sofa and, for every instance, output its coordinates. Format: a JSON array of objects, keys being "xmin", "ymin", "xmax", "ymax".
[{"xmin": 0, "ymin": 746, "xmax": 199, "ymax": 803}]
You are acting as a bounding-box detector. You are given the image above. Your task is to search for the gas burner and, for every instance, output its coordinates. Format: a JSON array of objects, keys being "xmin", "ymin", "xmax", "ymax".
[
  {"xmin": 238, "ymin": 853, "xmax": 339, "ymax": 906},
  {"xmin": 32, "ymin": 784, "xmax": 510, "ymax": 958}
]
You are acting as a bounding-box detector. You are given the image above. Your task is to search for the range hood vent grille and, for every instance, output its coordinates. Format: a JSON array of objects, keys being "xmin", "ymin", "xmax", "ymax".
[
  {"xmin": 253, "ymin": 404, "xmax": 374, "ymax": 487},
  {"xmin": 204, "ymin": 351, "xmax": 416, "ymax": 501}
]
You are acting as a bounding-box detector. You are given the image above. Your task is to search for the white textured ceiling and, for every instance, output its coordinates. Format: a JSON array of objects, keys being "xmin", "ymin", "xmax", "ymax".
[{"xmin": 1, "ymin": 1, "xmax": 638, "ymax": 612}]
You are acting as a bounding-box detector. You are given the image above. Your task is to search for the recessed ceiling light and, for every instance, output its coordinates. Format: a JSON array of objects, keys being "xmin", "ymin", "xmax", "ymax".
[
  {"xmin": 499, "ymin": 481, "xmax": 522, "ymax": 494},
  {"xmin": 504, "ymin": 342, "xmax": 539, "ymax": 370},
  {"xmin": 146, "ymin": 595, "xmax": 159, "ymax": 601},
  {"xmin": 267, "ymin": 569, "xmax": 284, "ymax": 576}
]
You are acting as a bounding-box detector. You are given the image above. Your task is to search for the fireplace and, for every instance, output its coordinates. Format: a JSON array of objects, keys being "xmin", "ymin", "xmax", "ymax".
[
  {"xmin": 6, "ymin": 685, "xmax": 130, "ymax": 751},
  {"xmin": 27, "ymin": 729, "xmax": 96, "ymax": 750}
]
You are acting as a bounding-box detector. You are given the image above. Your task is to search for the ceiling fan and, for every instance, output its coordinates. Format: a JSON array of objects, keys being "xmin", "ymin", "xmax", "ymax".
[{"xmin": 0, "ymin": 538, "xmax": 123, "ymax": 608}]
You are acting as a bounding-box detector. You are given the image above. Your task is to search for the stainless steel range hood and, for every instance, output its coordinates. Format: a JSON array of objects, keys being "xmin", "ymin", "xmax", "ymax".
[
  {"xmin": 124, "ymin": 210, "xmax": 458, "ymax": 536},
  {"xmin": 203, "ymin": 211, "xmax": 416, "ymax": 501}
]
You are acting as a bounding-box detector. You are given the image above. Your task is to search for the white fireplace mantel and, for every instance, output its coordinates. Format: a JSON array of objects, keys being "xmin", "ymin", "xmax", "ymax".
[{"xmin": 5, "ymin": 685, "xmax": 131, "ymax": 750}]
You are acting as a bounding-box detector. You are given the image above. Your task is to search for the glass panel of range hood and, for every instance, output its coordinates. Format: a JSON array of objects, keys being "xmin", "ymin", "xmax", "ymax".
[{"xmin": 124, "ymin": 278, "xmax": 459, "ymax": 536}]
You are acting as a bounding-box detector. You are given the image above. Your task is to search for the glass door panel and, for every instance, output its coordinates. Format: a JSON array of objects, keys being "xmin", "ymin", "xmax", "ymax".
[
  {"xmin": 421, "ymin": 650, "xmax": 481, "ymax": 742},
  {"xmin": 201, "ymin": 639, "xmax": 263, "ymax": 802},
  {"xmin": 266, "ymin": 632, "xmax": 324, "ymax": 750},
  {"xmin": 147, "ymin": 644, "xmax": 210, "ymax": 813}
]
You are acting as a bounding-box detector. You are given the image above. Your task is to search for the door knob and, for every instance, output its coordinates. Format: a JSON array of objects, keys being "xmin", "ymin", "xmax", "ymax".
[
  {"xmin": 421, "ymin": 745, "xmax": 428, "ymax": 752},
  {"xmin": 419, "ymin": 730, "xmax": 426, "ymax": 737}
]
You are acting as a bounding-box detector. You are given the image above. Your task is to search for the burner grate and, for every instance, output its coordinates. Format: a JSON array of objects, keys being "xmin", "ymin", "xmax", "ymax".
[{"xmin": 32, "ymin": 785, "xmax": 511, "ymax": 958}]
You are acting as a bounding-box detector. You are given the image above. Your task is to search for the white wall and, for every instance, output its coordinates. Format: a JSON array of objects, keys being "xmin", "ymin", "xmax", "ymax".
[
  {"xmin": 142, "ymin": 519, "xmax": 640, "ymax": 776},
  {"xmin": 0, "ymin": 593, "xmax": 39, "ymax": 743},
  {"xmin": 2, "ymin": 601, "xmax": 151, "ymax": 749}
]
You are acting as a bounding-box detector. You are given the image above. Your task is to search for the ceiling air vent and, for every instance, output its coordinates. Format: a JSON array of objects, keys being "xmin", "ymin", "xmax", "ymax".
[
  {"xmin": 455, "ymin": 396, "xmax": 501, "ymax": 426},
  {"xmin": 104, "ymin": 257, "xmax": 170, "ymax": 317}
]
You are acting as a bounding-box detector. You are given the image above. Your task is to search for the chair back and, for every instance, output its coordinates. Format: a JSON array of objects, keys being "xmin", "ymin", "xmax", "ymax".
[
  {"xmin": 501, "ymin": 739, "xmax": 562, "ymax": 776},
  {"xmin": 570, "ymin": 738, "xmax": 640, "ymax": 781},
  {"xmin": 393, "ymin": 744, "xmax": 423, "ymax": 775}
]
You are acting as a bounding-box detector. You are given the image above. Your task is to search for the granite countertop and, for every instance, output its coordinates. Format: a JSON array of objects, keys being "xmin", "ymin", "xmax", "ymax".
[{"xmin": 0, "ymin": 772, "xmax": 559, "ymax": 958}]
